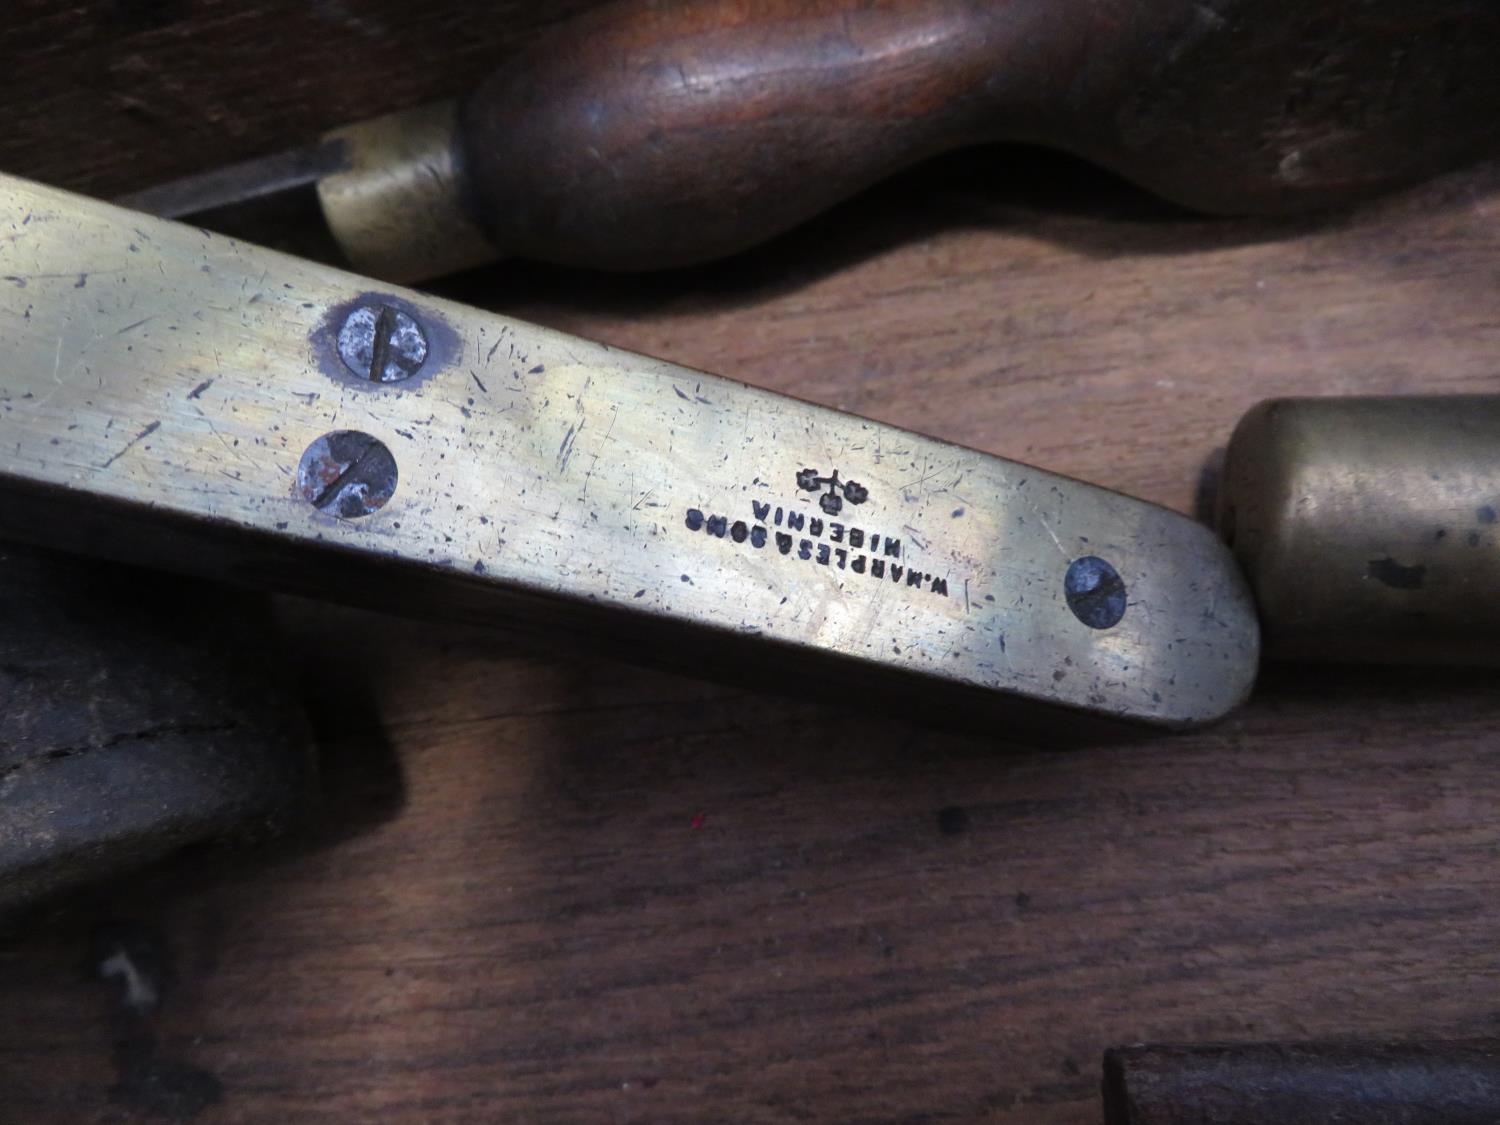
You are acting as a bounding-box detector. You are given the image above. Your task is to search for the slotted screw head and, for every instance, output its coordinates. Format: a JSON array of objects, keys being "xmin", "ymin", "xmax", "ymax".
[
  {"xmin": 296, "ymin": 430, "xmax": 398, "ymax": 519},
  {"xmin": 1064, "ymin": 556, "xmax": 1128, "ymax": 630},
  {"xmin": 337, "ymin": 304, "xmax": 428, "ymax": 383}
]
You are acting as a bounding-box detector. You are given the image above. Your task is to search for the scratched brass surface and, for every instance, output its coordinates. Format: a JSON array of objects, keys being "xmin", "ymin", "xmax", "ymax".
[
  {"xmin": 1221, "ymin": 396, "xmax": 1500, "ymax": 666},
  {"xmin": 0, "ymin": 175, "xmax": 1256, "ymax": 728}
]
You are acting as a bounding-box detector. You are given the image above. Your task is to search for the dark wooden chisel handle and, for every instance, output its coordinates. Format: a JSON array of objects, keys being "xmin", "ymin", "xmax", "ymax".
[
  {"xmin": 447, "ymin": 0, "xmax": 1500, "ymax": 271},
  {"xmin": 158, "ymin": 0, "xmax": 1500, "ymax": 279}
]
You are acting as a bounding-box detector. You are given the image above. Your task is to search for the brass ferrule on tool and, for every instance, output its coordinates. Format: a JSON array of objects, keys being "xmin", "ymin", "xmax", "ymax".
[
  {"xmin": 316, "ymin": 101, "xmax": 498, "ymax": 283},
  {"xmin": 1219, "ymin": 396, "xmax": 1500, "ymax": 666}
]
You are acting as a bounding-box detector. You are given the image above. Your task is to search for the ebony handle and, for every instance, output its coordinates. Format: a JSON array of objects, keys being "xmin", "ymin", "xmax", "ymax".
[{"xmin": 319, "ymin": 0, "xmax": 1500, "ymax": 278}]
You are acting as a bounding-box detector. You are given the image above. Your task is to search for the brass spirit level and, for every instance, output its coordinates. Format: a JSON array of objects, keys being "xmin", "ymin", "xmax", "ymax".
[{"xmin": 0, "ymin": 174, "xmax": 1257, "ymax": 729}]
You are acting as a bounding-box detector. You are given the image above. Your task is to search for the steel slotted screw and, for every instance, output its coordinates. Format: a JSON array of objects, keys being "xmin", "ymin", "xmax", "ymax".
[
  {"xmin": 296, "ymin": 430, "xmax": 398, "ymax": 519},
  {"xmin": 337, "ymin": 304, "xmax": 428, "ymax": 383}
]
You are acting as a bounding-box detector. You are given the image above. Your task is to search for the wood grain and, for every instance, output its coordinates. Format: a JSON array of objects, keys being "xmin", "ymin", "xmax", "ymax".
[
  {"xmin": 3, "ymin": 4, "xmax": 1500, "ymax": 1124},
  {"xmin": 459, "ymin": 0, "xmax": 1500, "ymax": 269},
  {"xmin": 0, "ymin": 0, "xmax": 607, "ymax": 199}
]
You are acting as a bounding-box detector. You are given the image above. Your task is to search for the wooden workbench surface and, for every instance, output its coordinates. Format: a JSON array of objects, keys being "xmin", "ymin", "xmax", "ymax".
[{"xmin": 3, "ymin": 4, "xmax": 1500, "ymax": 1122}]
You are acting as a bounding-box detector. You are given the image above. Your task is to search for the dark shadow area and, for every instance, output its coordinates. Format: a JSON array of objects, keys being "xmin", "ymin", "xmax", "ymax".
[
  {"xmin": 3, "ymin": 590, "xmax": 1497, "ymax": 1121},
  {"xmin": 5, "ymin": 549, "xmax": 1494, "ymax": 964},
  {"xmin": 0, "ymin": 590, "xmax": 406, "ymax": 947},
  {"xmin": 1253, "ymin": 658, "xmax": 1500, "ymax": 712},
  {"xmin": 1194, "ymin": 447, "xmax": 1228, "ymax": 529},
  {"xmin": 269, "ymin": 593, "xmax": 1500, "ymax": 820},
  {"xmin": 431, "ymin": 146, "xmax": 1293, "ymax": 315},
  {"xmin": 432, "ymin": 147, "xmax": 1500, "ymax": 321},
  {"xmin": 535, "ymin": 634, "xmax": 1500, "ymax": 822}
]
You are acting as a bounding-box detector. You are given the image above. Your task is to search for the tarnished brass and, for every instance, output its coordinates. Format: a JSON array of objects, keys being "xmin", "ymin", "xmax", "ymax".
[
  {"xmin": 316, "ymin": 101, "xmax": 497, "ymax": 283},
  {"xmin": 1219, "ymin": 397, "xmax": 1500, "ymax": 665},
  {"xmin": 0, "ymin": 174, "xmax": 1257, "ymax": 729}
]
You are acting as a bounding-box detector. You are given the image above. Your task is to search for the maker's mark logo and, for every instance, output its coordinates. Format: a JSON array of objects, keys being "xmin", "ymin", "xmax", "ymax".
[
  {"xmin": 682, "ymin": 466, "xmax": 950, "ymax": 600},
  {"xmin": 796, "ymin": 467, "xmax": 869, "ymax": 516}
]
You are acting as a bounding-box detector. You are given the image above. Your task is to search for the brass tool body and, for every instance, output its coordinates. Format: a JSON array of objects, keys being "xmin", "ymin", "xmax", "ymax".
[
  {"xmin": 1220, "ymin": 397, "xmax": 1500, "ymax": 666},
  {"xmin": 0, "ymin": 175, "xmax": 1256, "ymax": 730}
]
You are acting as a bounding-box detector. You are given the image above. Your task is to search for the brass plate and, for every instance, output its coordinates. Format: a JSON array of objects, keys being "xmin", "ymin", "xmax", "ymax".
[{"xmin": 0, "ymin": 175, "xmax": 1257, "ymax": 729}]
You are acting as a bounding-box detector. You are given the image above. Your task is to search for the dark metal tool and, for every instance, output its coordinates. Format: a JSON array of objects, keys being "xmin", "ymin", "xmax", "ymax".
[
  {"xmin": 1103, "ymin": 1040, "xmax": 1500, "ymax": 1124},
  {"xmin": 118, "ymin": 0, "xmax": 1500, "ymax": 282}
]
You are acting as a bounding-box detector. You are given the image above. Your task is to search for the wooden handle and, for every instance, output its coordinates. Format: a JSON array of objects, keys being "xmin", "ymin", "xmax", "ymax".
[
  {"xmin": 455, "ymin": 0, "xmax": 1500, "ymax": 271},
  {"xmin": 458, "ymin": 0, "xmax": 1054, "ymax": 270}
]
